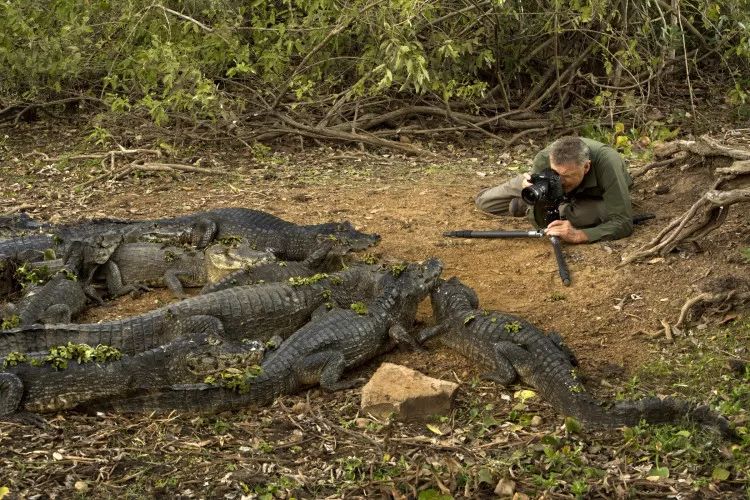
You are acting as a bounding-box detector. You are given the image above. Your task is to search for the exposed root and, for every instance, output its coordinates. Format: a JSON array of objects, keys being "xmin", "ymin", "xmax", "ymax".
[
  {"xmin": 674, "ymin": 291, "xmax": 750, "ymax": 329},
  {"xmin": 620, "ymin": 187, "xmax": 749, "ymax": 264},
  {"xmin": 621, "ymin": 136, "xmax": 750, "ymax": 266}
]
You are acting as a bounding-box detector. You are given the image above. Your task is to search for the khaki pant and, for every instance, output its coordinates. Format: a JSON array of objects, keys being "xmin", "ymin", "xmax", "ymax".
[{"xmin": 475, "ymin": 174, "xmax": 607, "ymax": 228}]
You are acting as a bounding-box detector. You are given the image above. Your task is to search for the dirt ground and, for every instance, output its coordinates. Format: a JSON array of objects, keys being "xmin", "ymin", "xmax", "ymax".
[{"xmin": 1, "ymin": 123, "xmax": 748, "ymax": 498}]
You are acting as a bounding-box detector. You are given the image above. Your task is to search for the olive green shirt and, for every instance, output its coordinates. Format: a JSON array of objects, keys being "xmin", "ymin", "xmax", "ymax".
[{"xmin": 531, "ymin": 138, "xmax": 634, "ymax": 242}]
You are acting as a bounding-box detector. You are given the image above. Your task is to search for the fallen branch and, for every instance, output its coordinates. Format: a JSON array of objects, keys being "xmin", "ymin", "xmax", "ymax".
[
  {"xmin": 40, "ymin": 148, "xmax": 161, "ymax": 162},
  {"xmin": 0, "ymin": 96, "xmax": 106, "ymax": 124},
  {"xmin": 659, "ymin": 319, "xmax": 674, "ymax": 342},
  {"xmin": 134, "ymin": 163, "xmax": 226, "ymax": 175},
  {"xmin": 621, "ymin": 136, "xmax": 750, "ymax": 265},
  {"xmin": 272, "ymin": 113, "xmax": 436, "ymax": 156},
  {"xmin": 329, "ymin": 105, "xmax": 549, "ymax": 132}
]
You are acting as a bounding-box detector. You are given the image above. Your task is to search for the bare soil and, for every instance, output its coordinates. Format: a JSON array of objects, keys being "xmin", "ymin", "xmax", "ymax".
[{"xmin": 1, "ymin": 123, "xmax": 748, "ymax": 498}]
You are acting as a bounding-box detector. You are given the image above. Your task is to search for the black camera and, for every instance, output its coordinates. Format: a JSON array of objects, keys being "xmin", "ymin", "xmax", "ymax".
[{"xmin": 521, "ymin": 168, "xmax": 565, "ymax": 205}]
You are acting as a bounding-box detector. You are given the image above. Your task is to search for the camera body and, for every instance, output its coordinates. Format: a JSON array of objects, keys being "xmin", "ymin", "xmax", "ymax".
[{"xmin": 521, "ymin": 168, "xmax": 566, "ymax": 226}]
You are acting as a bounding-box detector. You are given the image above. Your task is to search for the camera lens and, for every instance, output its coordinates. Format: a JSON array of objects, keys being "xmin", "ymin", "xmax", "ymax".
[{"xmin": 521, "ymin": 184, "xmax": 547, "ymax": 205}]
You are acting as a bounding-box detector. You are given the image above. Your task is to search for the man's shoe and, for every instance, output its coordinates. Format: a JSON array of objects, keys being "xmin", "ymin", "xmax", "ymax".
[{"xmin": 508, "ymin": 198, "xmax": 528, "ymax": 217}]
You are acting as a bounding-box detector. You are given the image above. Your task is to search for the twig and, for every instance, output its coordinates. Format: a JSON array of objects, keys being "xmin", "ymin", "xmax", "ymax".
[
  {"xmin": 655, "ymin": 0, "xmax": 708, "ymax": 48},
  {"xmin": 75, "ymin": 165, "xmax": 133, "ymax": 190},
  {"xmin": 156, "ymin": 5, "xmax": 213, "ymax": 32},
  {"xmin": 505, "ymin": 127, "xmax": 549, "ymax": 148},
  {"xmin": 272, "ymin": 112, "xmax": 435, "ymax": 156},
  {"xmin": 134, "ymin": 163, "xmax": 226, "ymax": 175},
  {"xmin": 271, "ymin": 0, "xmax": 387, "ymax": 108},
  {"xmin": 630, "ymin": 156, "xmax": 682, "ymax": 178},
  {"xmin": 523, "ymin": 43, "xmax": 595, "ymax": 112},
  {"xmin": 41, "ymin": 149, "xmax": 161, "ymax": 162},
  {"xmin": 675, "ymin": 1, "xmax": 696, "ymax": 117},
  {"xmin": 654, "ymin": 135, "xmax": 750, "ymax": 160},
  {"xmin": 659, "ymin": 319, "xmax": 674, "ymax": 342}
]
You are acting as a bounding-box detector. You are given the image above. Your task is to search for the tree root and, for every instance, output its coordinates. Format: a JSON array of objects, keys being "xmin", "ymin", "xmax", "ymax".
[
  {"xmin": 620, "ymin": 187, "xmax": 749, "ymax": 265},
  {"xmin": 653, "ymin": 135, "xmax": 750, "ymax": 161},
  {"xmin": 674, "ymin": 291, "xmax": 750, "ymax": 329},
  {"xmin": 621, "ymin": 136, "xmax": 750, "ymax": 266}
]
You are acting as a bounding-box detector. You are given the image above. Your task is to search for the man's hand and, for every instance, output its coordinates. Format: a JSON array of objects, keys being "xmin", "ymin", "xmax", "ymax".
[
  {"xmin": 545, "ymin": 220, "xmax": 589, "ymax": 244},
  {"xmin": 521, "ymin": 173, "xmax": 532, "ymax": 189}
]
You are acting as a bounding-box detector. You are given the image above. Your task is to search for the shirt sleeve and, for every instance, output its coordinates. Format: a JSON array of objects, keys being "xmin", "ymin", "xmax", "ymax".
[
  {"xmin": 580, "ymin": 149, "xmax": 633, "ymax": 242},
  {"xmin": 531, "ymin": 149, "xmax": 550, "ymax": 174}
]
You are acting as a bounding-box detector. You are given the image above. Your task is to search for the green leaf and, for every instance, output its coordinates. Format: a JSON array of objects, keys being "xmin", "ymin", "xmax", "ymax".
[
  {"xmin": 417, "ymin": 489, "xmax": 453, "ymax": 500},
  {"xmin": 477, "ymin": 468, "xmax": 494, "ymax": 485},
  {"xmin": 646, "ymin": 467, "xmax": 670, "ymax": 481},
  {"xmin": 564, "ymin": 416, "xmax": 582, "ymax": 434},
  {"xmin": 514, "ymin": 389, "xmax": 536, "ymax": 402},
  {"xmin": 425, "ymin": 424, "xmax": 443, "ymax": 435},
  {"xmin": 712, "ymin": 467, "xmax": 730, "ymax": 481},
  {"xmin": 675, "ymin": 430, "xmax": 691, "ymax": 437},
  {"xmin": 0, "ymin": 487, "xmax": 8, "ymax": 499}
]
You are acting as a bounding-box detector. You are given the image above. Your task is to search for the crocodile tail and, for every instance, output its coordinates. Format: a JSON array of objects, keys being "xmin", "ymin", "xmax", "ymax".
[
  {"xmin": 543, "ymin": 390, "xmax": 733, "ymax": 437},
  {"xmin": 608, "ymin": 396, "xmax": 735, "ymax": 438},
  {"xmin": 86, "ymin": 369, "xmax": 278, "ymax": 413},
  {"xmin": 524, "ymin": 355, "xmax": 734, "ymax": 437}
]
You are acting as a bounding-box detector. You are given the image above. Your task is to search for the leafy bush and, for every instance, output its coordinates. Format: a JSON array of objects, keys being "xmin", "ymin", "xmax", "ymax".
[{"xmin": 1, "ymin": 0, "xmax": 749, "ymax": 132}]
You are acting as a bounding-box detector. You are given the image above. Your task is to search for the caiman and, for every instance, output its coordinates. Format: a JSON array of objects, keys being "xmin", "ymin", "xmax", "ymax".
[
  {"xmin": 419, "ymin": 277, "xmax": 734, "ymax": 437},
  {"xmin": 81, "ymin": 258, "xmax": 443, "ymax": 413}
]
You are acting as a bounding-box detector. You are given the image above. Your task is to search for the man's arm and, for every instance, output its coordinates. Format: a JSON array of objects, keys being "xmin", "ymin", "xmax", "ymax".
[
  {"xmin": 546, "ymin": 219, "xmax": 588, "ymax": 243},
  {"xmin": 579, "ymin": 151, "xmax": 633, "ymax": 242}
]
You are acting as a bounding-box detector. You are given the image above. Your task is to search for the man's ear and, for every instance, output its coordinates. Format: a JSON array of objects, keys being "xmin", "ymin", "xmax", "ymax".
[{"xmin": 583, "ymin": 160, "xmax": 591, "ymax": 174}]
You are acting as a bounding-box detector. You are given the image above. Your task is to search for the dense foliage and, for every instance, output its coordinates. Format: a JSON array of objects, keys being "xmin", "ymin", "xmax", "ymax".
[{"xmin": 1, "ymin": 0, "xmax": 749, "ymax": 138}]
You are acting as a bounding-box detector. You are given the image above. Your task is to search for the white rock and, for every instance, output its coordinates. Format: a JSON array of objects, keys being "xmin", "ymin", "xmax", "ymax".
[{"xmin": 360, "ymin": 363, "xmax": 458, "ymax": 421}]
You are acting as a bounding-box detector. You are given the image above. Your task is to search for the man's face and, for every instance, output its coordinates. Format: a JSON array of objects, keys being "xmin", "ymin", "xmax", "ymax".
[{"xmin": 551, "ymin": 160, "xmax": 590, "ymax": 193}]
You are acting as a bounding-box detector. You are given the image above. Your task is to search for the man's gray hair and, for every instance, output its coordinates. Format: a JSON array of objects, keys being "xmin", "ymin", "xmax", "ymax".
[{"xmin": 549, "ymin": 137, "xmax": 590, "ymax": 166}]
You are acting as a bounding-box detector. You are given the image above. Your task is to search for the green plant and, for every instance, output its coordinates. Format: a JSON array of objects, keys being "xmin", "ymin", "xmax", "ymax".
[
  {"xmin": 2, "ymin": 352, "xmax": 29, "ymax": 368},
  {"xmin": 43, "ymin": 343, "xmax": 122, "ymax": 370},
  {"xmin": 203, "ymin": 365, "xmax": 261, "ymax": 393},
  {"xmin": 389, "ymin": 263, "xmax": 407, "ymax": 277},
  {"xmin": 349, "ymin": 301, "xmax": 368, "ymax": 315},
  {"xmin": 15, "ymin": 263, "xmax": 53, "ymax": 288},
  {"xmin": 549, "ymin": 291, "xmax": 567, "ymax": 301},
  {"xmin": 288, "ymin": 273, "xmax": 329, "ymax": 286},
  {"xmin": 503, "ymin": 321, "xmax": 521, "ymax": 334},
  {"xmin": 1, "ymin": 315, "xmax": 20, "ymax": 330}
]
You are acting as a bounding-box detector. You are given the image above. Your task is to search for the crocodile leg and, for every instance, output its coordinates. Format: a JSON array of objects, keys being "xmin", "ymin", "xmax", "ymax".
[
  {"xmin": 83, "ymin": 284, "xmax": 104, "ymax": 305},
  {"xmin": 0, "ymin": 373, "xmax": 23, "ymax": 416},
  {"xmin": 547, "ymin": 331, "xmax": 579, "ymax": 366},
  {"xmin": 301, "ymin": 240, "xmax": 334, "ymax": 268},
  {"xmin": 40, "ymin": 304, "xmax": 73, "ymax": 324},
  {"xmin": 388, "ymin": 324, "xmax": 426, "ymax": 352},
  {"xmin": 295, "ymin": 350, "xmax": 364, "ymax": 391},
  {"xmin": 190, "ymin": 219, "xmax": 218, "ymax": 249},
  {"xmin": 103, "ymin": 260, "xmax": 151, "ymax": 297},
  {"xmin": 417, "ymin": 322, "xmax": 449, "ymax": 344},
  {"xmin": 478, "ymin": 341, "xmax": 519, "ymax": 386},
  {"xmin": 163, "ymin": 269, "xmax": 189, "ymax": 298}
]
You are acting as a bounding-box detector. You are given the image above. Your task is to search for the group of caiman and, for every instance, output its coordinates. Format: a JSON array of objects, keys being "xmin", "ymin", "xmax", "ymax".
[{"xmin": 0, "ymin": 209, "xmax": 734, "ymax": 438}]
